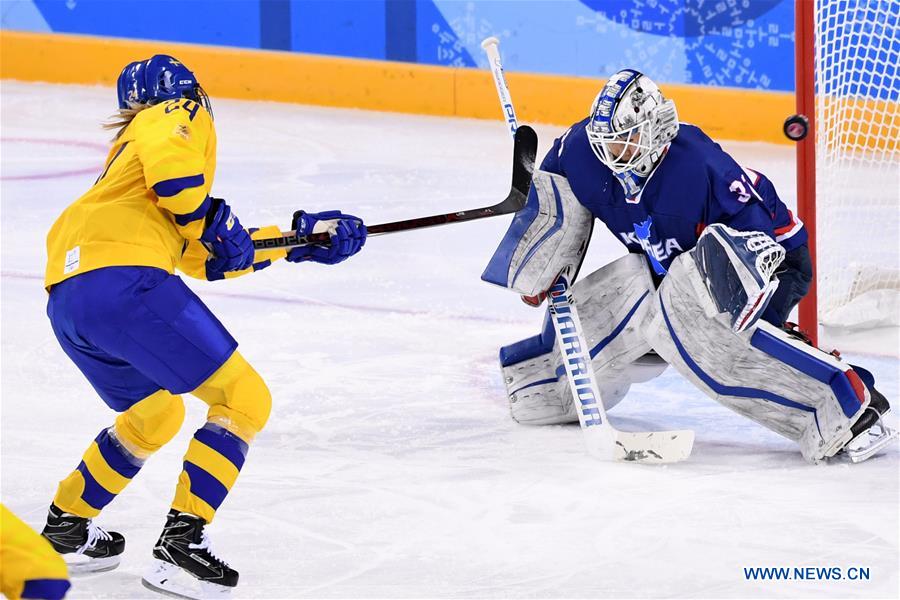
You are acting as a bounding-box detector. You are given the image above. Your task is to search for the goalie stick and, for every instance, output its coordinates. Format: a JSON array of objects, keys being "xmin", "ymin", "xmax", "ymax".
[
  {"xmin": 547, "ymin": 274, "xmax": 694, "ymax": 464},
  {"xmin": 251, "ymin": 125, "xmax": 537, "ymax": 251},
  {"xmin": 481, "ymin": 36, "xmax": 694, "ymax": 464}
]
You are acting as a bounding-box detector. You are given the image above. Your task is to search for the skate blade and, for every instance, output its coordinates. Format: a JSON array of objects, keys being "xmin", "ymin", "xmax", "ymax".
[
  {"xmin": 846, "ymin": 422, "xmax": 898, "ymax": 464},
  {"xmin": 142, "ymin": 559, "xmax": 232, "ymax": 600},
  {"xmin": 64, "ymin": 554, "xmax": 120, "ymax": 575}
]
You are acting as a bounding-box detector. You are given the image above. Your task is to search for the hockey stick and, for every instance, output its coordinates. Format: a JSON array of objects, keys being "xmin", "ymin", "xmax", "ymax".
[
  {"xmin": 481, "ymin": 37, "xmax": 519, "ymax": 138},
  {"xmin": 251, "ymin": 126, "xmax": 537, "ymax": 251},
  {"xmin": 547, "ymin": 274, "xmax": 694, "ymax": 463},
  {"xmin": 481, "ymin": 36, "xmax": 694, "ymax": 464}
]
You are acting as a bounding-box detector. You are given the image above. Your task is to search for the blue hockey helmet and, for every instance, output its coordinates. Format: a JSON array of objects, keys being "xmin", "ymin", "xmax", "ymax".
[{"xmin": 116, "ymin": 54, "xmax": 212, "ymax": 117}]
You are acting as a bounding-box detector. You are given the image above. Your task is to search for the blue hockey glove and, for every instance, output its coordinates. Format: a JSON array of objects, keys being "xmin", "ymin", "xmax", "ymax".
[
  {"xmin": 201, "ymin": 197, "xmax": 254, "ymax": 273},
  {"xmin": 286, "ymin": 210, "xmax": 367, "ymax": 265}
]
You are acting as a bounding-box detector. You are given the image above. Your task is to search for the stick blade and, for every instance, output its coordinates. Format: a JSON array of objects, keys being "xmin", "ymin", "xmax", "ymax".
[
  {"xmin": 512, "ymin": 125, "xmax": 537, "ymax": 194},
  {"xmin": 612, "ymin": 430, "xmax": 695, "ymax": 464},
  {"xmin": 491, "ymin": 125, "xmax": 537, "ymax": 215}
]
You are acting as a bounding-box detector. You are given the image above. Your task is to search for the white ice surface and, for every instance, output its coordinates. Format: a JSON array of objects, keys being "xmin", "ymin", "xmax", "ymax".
[{"xmin": 1, "ymin": 81, "xmax": 898, "ymax": 599}]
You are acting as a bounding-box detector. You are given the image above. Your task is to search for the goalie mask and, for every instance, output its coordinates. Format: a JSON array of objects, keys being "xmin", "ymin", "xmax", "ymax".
[{"xmin": 586, "ymin": 69, "xmax": 679, "ymax": 179}]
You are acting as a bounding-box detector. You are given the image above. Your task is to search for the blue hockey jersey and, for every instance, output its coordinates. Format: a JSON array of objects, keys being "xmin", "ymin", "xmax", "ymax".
[{"xmin": 542, "ymin": 120, "xmax": 806, "ymax": 276}]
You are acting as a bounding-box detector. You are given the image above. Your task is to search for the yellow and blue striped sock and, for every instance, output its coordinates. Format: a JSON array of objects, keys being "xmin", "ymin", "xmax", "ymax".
[
  {"xmin": 171, "ymin": 422, "xmax": 249, "ymax": 523},
  {"xmin": 53, "ymin": 428, "xmax": 143, "ymax": 518}
]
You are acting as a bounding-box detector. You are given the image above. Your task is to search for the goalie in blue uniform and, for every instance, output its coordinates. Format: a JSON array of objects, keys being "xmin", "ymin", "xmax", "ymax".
[{"xmin": 483, "ymin": 68, "xmax": 895, "ymax": 463}]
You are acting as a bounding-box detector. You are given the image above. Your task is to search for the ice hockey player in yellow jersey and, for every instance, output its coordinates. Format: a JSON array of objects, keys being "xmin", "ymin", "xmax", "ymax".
[
  {"xmin": 40, "ymin": 55, "xmax": 366, "ymax": 598},
  {"xmin": 0, "ymin": 504, "xmax": 70, "ymax": 600}
]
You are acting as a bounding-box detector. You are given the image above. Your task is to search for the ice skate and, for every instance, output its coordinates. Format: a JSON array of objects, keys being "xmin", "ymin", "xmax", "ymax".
[
  {"xmin": 841, "ymin": 368, "xmax": 898, "ymax": 463},
  {"xmin": 774, "ymin": 331, "xmax": 898, "ymax": 464},
  {"xmin": 40, "ymin": 504, "xmax": 124, "ymax": 574},
  {"xmin": 142, "ymin": 510, "xmax": 237, "ymax": 599}
]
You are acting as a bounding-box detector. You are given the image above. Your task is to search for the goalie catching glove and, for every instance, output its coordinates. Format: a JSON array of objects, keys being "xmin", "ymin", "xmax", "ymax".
[
  {"xmin": 286, "ymin": 210, "xmax": 367, "ymax": 265},
  {"xmin": 693, "ymin": 224, "xmax": 785, "ymax": 333}
]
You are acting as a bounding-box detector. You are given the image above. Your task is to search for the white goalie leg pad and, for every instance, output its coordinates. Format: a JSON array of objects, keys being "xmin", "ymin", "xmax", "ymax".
[
  {"xmin": 482, "ymin": 170, "xmax": 593, "ymax": 296},
  {"xmin": 501, "ymin": 254, "xmax": 665, "ymax": 425},
  {"xmin": 644, "ymin": 252, "xmax": 870, "ymax": 462}
]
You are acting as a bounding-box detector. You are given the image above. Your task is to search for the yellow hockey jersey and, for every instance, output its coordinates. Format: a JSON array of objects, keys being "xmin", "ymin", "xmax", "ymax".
[
  {"xmin": 0, "ymin": 503, "xmax": 70, "ymax": 600},
  {"xmin": 45, "ymin": 99, "xmax": 285, "ymax": 289}
]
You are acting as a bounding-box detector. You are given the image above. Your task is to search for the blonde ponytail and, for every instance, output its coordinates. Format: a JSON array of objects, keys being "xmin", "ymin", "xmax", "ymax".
[{"xmin": 102, "ymin": 103, "xmax": 152, "ymax": 140}]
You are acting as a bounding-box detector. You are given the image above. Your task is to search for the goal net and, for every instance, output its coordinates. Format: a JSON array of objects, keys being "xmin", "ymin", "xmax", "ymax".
[{"xmin": 811, "ymin": 0, "xmax": 899, "ymax": 330}]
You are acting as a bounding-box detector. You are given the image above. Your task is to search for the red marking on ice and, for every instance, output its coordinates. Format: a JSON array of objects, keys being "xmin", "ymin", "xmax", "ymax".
[{"xmin": 1, "ymin": 137, "xmax": 106, "ymax": 181}]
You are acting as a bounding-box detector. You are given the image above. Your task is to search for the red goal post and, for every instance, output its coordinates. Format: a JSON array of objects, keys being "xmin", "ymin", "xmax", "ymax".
[{"xmin": 796, "ymin": 0, "xmax": 818, "ymax": 345}]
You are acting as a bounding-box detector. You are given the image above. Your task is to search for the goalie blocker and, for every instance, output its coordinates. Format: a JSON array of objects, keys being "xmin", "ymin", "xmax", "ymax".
[
  {"xmin": 482, "ymin": 170, "xmax": 593, "ymax": 298},
  {"xmin": 491, "ymin": 211, "xmax": 895, "ymax": 461}
]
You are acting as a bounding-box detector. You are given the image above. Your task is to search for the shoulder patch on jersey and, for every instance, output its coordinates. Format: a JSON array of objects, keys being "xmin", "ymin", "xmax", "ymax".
[
  {"xmin": 174, "ymin": 124, "xmax": 191, "ymax": 141},
  {"xmin": 133, "ymin": 100, "xmax": 212, "ymax": 144}
]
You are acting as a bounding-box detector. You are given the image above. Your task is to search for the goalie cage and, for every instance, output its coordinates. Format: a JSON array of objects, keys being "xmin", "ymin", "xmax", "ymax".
[{"xmin": 795, "ymin": 0, "xmax": 900, "ymax": 345}]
